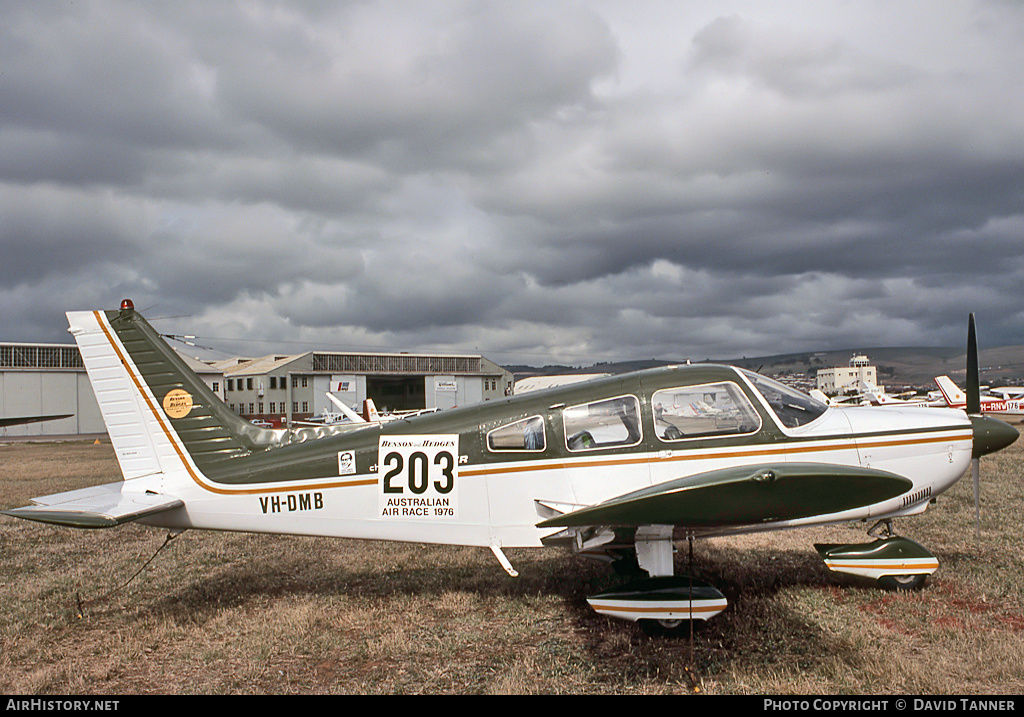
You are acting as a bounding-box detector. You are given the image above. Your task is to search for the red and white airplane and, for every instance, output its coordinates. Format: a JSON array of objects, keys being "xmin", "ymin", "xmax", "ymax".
[{"xmin": 934, "ymin": 375, "xmax": 1024, "ymax": 417}]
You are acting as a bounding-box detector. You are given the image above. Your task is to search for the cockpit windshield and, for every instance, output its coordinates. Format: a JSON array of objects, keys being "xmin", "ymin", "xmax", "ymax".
[{"xmin": 739, "ymin": 369, "xmax": 828, "ymax": 429}]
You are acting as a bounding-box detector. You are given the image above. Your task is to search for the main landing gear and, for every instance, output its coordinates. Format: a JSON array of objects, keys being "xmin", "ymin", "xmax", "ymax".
[
  {"xmin": 814, "ymin": 520, "xmax": 937, "ymax": 591},
  {"xmin": 585, "ymin": 527, "xmax": 727, "ymax": 634},
  {"xmin": 582, "ymin": 519, "xmax": 938, "ymax": 633}
]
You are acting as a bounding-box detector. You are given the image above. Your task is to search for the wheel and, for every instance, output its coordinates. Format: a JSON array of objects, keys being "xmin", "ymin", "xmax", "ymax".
[
  {"xmin": 877, "ymin": 573, "xmax": 928, "ymax": 591},
  {"xmin": 639, "ymin": 618, "xmax": 695, "ymax": 637}
]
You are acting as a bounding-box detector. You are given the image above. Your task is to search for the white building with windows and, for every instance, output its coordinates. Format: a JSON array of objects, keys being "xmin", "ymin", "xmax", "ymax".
[{"xmin": 816, "ymin": 354, "xmax": 880, "ymax": 396}]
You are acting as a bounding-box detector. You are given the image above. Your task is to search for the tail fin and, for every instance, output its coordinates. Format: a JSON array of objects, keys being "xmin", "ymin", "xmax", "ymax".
[
  {"xmin": 362, "ymin": 398, "xmax": 381, "ymax": 422},
  {"xmin": 809, "ymin": 388, "xmax": 833, "ymax": 405},
  {"xmin": 934, "ymin": 375, "xmax": 967, "ymax": 407},
  {"xmin": 6, "ymin": 300, "xmax": 367, "ymax": 529},
  {"xmin": 857, "ymin": 379, "xmax": 890, "ymax": 405},
  {"xmin": 68, "ymin": 300, "xmax": 323, "ymax": 485}
]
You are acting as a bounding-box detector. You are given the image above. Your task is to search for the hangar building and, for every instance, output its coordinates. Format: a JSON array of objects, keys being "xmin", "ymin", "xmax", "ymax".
[
  {"xmin": 220, "ymin": 350, "xmax": 513, "ymax": 427},
  {"xmin": 0, "ymin": 342, "xmax": 223, "ymax": 437},
  {"xmin": 1, "ymin": 341, "xmax": 513, "ymax": 436},
  {"xmin": 0, "ymin": 343, "xmax": 102, "ymax": 437}
]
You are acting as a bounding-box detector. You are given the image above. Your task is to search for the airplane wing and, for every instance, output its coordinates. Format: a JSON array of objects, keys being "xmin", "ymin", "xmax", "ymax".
[
  {"xmin": 0, "ymin": 414, "xmax": 73, "ymax": 428},
  {"xmin": 325, "ymin": 393, "xmax": 367, "ymax": 423},
  {"xmin": 536, "ymin": 462, "xmax": 913, "ymax": 530},
  {"xmin": 1, "ymin": 481, "xmax": 183, "ymax": 529}
]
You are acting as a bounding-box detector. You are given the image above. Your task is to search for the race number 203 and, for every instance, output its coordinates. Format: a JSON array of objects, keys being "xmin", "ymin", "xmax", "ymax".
[{"xmin": 378, "ymin": 435, "xmax": 458, "ymax": 519}]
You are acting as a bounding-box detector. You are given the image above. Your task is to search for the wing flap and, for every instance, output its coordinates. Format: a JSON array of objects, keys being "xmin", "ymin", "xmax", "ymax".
[
  {"xmin": 535, "ymin": 462, "xmax": 913, "ymax": 529},
  {"xmin": 2, "ymin": 481, "xmax": 183, "ymax": 529}
]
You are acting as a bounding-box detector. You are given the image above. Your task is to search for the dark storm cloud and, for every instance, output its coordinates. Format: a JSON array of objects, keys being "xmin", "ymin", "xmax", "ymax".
[{"xmin": 1, "ymin": 0, "xmax": 1023, "ymax": 364}]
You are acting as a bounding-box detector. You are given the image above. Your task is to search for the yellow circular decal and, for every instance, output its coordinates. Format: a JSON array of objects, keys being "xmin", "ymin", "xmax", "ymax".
[{"xmin": 162, "ymin": 389, "xmax": 194, "ymax": 419}]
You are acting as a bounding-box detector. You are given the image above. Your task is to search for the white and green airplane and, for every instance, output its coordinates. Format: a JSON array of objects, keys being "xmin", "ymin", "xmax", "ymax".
[{"xmin": 3, "ymin": 301, "xmax": 1018, "ymax": 632}]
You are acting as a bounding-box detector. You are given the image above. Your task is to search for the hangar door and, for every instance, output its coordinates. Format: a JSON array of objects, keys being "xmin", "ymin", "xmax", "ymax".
[{"xmin": 367, "ymin": 376, "xmax": 425, "ymax": 413}]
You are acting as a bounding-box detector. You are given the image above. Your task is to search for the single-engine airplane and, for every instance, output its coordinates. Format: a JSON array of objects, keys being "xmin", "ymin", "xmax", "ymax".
[
  {"xmin": 3, "ymin": 302, "xmax": 1018, "ymax": 632},
  {"xmin": 935, "ymin": 375, "xmax": 1024, "ymax": 417}
]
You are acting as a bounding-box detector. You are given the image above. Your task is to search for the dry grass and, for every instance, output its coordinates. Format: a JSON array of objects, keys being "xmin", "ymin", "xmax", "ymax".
[{"xmin": 2, "ymin": 433, "xmax": 1023, "ymax": 694}]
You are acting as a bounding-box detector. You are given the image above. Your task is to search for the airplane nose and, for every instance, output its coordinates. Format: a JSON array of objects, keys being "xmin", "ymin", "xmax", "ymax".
[{"xmin": 970, "ymin": 415, "xmax": 1019, "ymax": 457}]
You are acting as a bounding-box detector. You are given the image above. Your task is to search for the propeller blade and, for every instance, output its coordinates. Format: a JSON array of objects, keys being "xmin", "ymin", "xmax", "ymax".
[
  {"xmin": 967, "ymin": 313, "xmax": 981, "ymax": 534},
  {"xmin": 967, "ymin": 313, "xmax": 980, "ymax": 415}
]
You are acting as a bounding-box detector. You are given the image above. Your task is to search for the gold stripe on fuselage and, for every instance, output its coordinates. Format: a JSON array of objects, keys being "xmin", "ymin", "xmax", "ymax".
[{"xmin": 461, "ymin": 429, "xmax": 971, "ymax": 479}]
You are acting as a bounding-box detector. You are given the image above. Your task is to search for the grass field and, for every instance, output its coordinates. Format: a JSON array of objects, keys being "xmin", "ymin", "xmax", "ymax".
[{"xmin": 2, "ymin": 433, "xmax": 1023, "ymax": 695}]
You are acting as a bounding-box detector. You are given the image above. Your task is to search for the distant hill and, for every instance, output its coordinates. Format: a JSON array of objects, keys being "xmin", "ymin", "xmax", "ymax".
[{"xmin": 507, "ymin": 345, "xmax": 1024, "ymax": 393}]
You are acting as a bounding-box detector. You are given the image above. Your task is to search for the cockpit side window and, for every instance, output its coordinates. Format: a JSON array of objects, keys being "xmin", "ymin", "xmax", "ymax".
[
  {"xmin": 653, "ymin": 382, "xmax": 760, "ymax": 441},
  {"xmin": 740, "ymin": 369, "xmax": 828, "ymax": 429},
  {"xmin": 563, "ymin": 395, "xmax": 642, "ymax": 451},
  {"xmin": 487, "ymin": 415, "xmax": 546, "ymax": 452}
]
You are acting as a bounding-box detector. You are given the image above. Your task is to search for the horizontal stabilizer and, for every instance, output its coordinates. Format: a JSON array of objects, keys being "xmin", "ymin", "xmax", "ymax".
[
  {"xmin": 536, "ymin": 463, "xmax": 913, "ymax": 530},
  {"xmin": 0, "ymin": 414, "xmax": 73, "ymax": 428},
  {"xmin": 2, "ymin": 481, "xmax": 183, "ymax": 529}
]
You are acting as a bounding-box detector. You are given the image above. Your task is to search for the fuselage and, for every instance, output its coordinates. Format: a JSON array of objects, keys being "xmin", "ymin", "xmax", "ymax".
[{"xmin": 135, "ymin": 363, "xmax": 975, "ymax": 548}]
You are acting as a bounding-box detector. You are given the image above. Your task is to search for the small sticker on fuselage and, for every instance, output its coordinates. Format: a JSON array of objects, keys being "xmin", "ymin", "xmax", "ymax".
[{"xmin": 338, "ymin": 450, "xmax": 356, "ymax": 475}]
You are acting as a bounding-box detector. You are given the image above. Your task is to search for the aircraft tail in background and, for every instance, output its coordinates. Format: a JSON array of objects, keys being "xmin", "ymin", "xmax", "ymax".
[{"xmin": 934, "ymin": 375, "xmax": 968, "ymax": 408}]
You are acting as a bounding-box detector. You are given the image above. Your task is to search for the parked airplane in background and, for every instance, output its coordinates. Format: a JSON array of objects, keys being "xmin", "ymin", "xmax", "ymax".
[
  {"xmin": 991, "ymin": 387, "xmax": 1024, "ymax": 401},
  {"xmin": 297, "ymin": 396, "xmax": 439, "ymax": 428},
  {"xmin": 3, "ymin": 302, "xmax": 1018, "ymax": 633},
  {"xmin": 853, "ymin": 381, "xmax": 944, "ymax": 408},
  {"xmin": 325, "ymin": 393, "xmax": 440, "ymax": 423},
  {"xmin": 992, "ymin": 387, "xmax": 1024, "ymax": 400},
  {"xmin": 809, "ymin": 381, "xmax": 938, "ymax": 408},
  {"xmin": 298, "ymin": 394, "xmax": 381, "ymax": 426},
  {"xmin": 935, "ymin": 375, "xmax": 1024, "ymax": 417}
]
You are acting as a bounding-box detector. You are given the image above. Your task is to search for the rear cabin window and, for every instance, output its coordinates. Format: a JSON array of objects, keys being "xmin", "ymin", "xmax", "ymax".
[
  {"xmin": 563, "ymin": 395, "xmax": 642, "ymax": 451},
  {"xmin": 652, "ymin": 382, "xmax": 761, "ymax": 441},
  {"xmin": 487, "ymin": 415, "xmax": 546, "ymax": 452}
]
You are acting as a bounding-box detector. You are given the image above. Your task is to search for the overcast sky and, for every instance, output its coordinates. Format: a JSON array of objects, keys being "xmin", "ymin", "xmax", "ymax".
[{"xmin": 2, "ymin": 0, "xmax": 1023, "ymax": 366}]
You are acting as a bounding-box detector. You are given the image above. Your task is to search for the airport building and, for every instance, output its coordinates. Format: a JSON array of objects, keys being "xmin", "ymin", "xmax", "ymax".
[
  {"xmin": 816, "ymin": 354, "xmax": 879, "ymax": 396},
  {"xmin": 219, "ymin": 350, "xmax": 513, "ymax": 427},
  {"xmin": 1, "ymin": 341, "xmax": 513, "ymax": 436},
  {"xmin": 0, "ymin": 342, "xmax": 103, "ymax": 437}
]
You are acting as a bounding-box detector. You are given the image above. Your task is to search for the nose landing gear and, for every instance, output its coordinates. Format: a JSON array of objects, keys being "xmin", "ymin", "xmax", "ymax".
[{"xmin": 815, "ymin": 520, "xmax": 937, "ymax": 590}]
